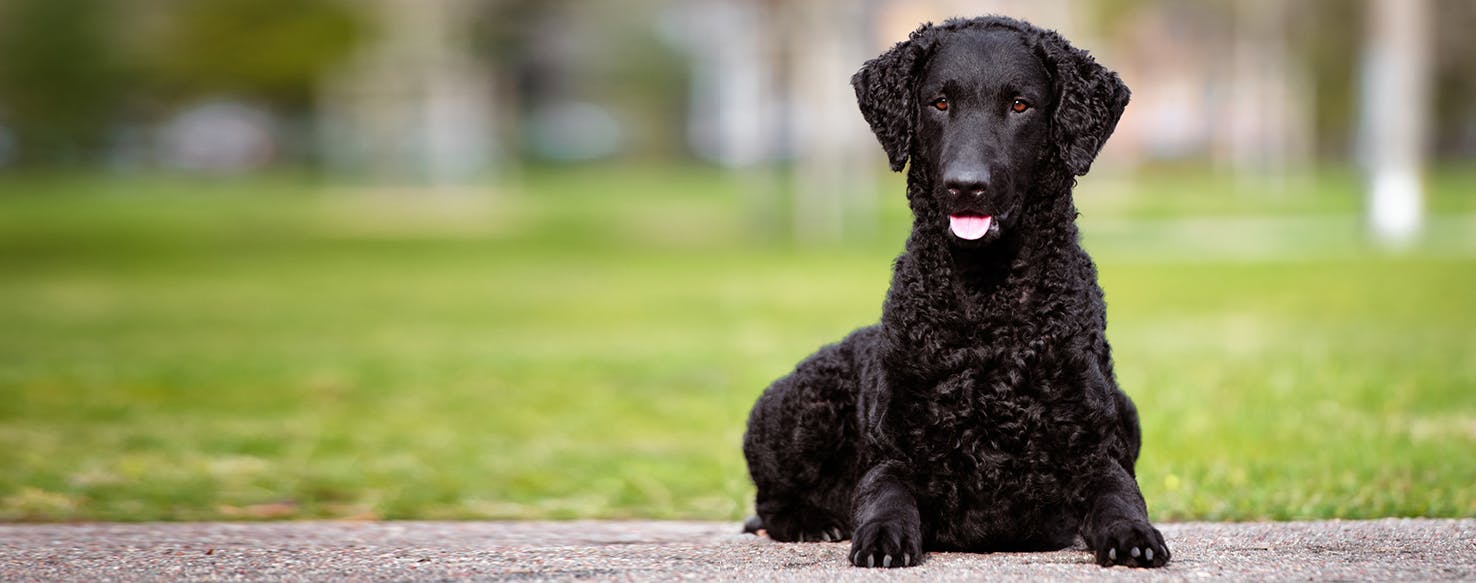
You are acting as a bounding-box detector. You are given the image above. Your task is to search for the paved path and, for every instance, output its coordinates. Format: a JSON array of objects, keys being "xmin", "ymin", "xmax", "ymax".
[{"xmin": 1, "ymin": 519, "xmax": 1472, "ymax": 581}]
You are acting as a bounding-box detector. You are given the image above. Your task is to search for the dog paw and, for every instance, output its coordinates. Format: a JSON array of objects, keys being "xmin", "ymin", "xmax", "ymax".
[
  {"xmin": 762, "ymin": 513, "xmax": 848, "ymax": 543},
  {"xmin": 781, "ymin": 524, "xmax": 845, "ymax": 543},
  {"xmin": 802, "ymin": 525, "xmax": 848, "ymax": 543},
  {"xmin": 849, "ymin": 518, "xmax": 921, "ymax": 568},
  {"xmin": 1093, "ymin": 520, "xmax": 1170, "ymax": 568}
]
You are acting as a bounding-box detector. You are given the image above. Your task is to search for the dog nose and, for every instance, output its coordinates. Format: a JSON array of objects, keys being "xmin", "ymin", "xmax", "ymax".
[{"xmin": 944, "ymin": 168, "xmax": 990, "ymax": 196}]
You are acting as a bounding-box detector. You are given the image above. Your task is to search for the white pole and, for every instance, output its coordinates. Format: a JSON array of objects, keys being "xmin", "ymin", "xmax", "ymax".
[{"xmin": 1360, "ymin": 0, "xmax": 1430, "ymax": 248}]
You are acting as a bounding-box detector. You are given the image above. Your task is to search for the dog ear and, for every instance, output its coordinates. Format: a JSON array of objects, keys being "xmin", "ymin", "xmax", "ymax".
[
  {"xmin": 1037, "ymin": 30, "xmax": 1130, "ymax": 177},
  {"xmin": 852, "ymin": 28, "xmax": 930, "ymax": 172}
]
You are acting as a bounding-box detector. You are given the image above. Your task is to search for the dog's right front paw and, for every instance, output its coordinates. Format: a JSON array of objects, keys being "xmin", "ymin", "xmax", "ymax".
[{"xmin": 849, "ymin": 518, "xmax": 922, "ymax": 568}]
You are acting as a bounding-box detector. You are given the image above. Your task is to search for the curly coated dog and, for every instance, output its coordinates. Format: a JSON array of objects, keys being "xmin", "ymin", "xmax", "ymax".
[{"xmin": 742, "ymin": 16, "xmax": 1169, "ymax": 569}]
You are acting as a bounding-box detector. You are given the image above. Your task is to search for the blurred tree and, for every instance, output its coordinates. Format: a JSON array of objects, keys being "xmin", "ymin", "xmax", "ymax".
[
  {"xmin": 1432, "ymin": 0, "xmax": 1476, "ymax": 160},
  {"xmin": 1293, "ymin": 0, "xmax": 1366, "ymax": 161},
  {"xmin": 144, "ymin": 0, "xmax": 367, "ymax": 110},
  {"xmin": 468, "ymin": 0, "xmax": 689, "ymax": 162},
  {"xmin": 0, "ymin": 0, "xmax": 126, "ymax": 165}
]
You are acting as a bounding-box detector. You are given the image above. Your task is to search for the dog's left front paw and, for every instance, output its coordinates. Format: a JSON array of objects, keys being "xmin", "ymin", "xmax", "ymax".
[{"xmin": 1093, "ymin": 520, "xmax": 1170, "ymax": 568}]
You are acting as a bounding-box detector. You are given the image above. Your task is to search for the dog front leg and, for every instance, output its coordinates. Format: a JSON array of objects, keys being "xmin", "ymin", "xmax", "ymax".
[
  {"xmin": 848, "ymin": 461, "xmax": 922, "ymax": 568},
  {"xmin": 1082, "ymin": 461, "xmax": 1170, "ymax": 568}
]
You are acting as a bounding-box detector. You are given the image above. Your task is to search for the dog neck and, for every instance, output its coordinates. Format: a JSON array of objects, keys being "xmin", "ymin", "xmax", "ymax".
[{"xmin": 882, "ymin": 168, "xmax": 1085, "ymax": 351}]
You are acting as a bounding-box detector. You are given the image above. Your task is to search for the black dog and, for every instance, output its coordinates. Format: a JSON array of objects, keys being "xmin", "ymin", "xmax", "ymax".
[{"xmin": 742, "ymin": 16, "xmax": 1169, "ymax": 569}]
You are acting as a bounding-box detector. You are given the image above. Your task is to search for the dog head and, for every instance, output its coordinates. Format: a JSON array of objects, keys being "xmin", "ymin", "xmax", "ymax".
[{"xmin": 852, "ymin": 16, "xmax": 1130, "ymax": 246}]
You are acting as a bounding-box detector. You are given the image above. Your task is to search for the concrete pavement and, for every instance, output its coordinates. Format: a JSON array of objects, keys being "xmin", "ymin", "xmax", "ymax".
[{"xmin": 1, "ymin": 518, "xmax": 1472, "ymax": 581}]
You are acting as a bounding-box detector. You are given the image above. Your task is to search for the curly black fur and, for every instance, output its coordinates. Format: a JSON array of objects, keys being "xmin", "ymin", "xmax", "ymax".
[{"xmin": 742, "ymin": 16, "xmax": 1169, "ymax": 569}]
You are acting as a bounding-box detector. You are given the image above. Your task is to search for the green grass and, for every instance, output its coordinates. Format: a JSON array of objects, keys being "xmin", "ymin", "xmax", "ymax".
[{"xmin": 0, "ymin": 165, "xmax": 1473, "ymax": 522}]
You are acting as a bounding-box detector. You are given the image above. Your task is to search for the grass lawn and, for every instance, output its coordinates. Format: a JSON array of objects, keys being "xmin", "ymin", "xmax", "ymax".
[{"xmin": 0, "ymin": 165, "xmax": 1473, "ymax": 522}]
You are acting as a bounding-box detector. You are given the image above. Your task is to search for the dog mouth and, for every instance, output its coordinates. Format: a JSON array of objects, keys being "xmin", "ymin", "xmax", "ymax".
[{"xmin": 948, "ymin": 213, "xmax": 994, "ymax": 240}]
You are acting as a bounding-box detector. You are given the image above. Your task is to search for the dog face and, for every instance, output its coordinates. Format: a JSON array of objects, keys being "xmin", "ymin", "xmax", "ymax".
[
  {"xmin": 917, "ymin": 29, "xmax": 1052, "ymax": 245},
  {"xmin": 852, "ymin": 17, "xmax": 1130, "ymax": 246}
]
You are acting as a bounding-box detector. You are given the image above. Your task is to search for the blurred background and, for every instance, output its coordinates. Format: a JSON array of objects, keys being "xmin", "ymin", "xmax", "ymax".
[{"xmin": 0, "ymin": 0, "xmax": 1472, "ymax": 522}]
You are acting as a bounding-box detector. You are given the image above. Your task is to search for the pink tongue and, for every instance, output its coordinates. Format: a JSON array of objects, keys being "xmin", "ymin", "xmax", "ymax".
[{"xmin": 949, "ymin": 215, "xmax": 992, "ymax": 240}]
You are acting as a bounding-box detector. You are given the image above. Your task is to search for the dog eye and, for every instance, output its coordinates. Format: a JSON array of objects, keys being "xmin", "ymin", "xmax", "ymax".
[
  {"xmin": 1011, "ymin": 99, "xmax": 1030, "ymax": 113},
  {"xmin": 931, "ymin": 98, "xmax": 949, "ymax": 112}
]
